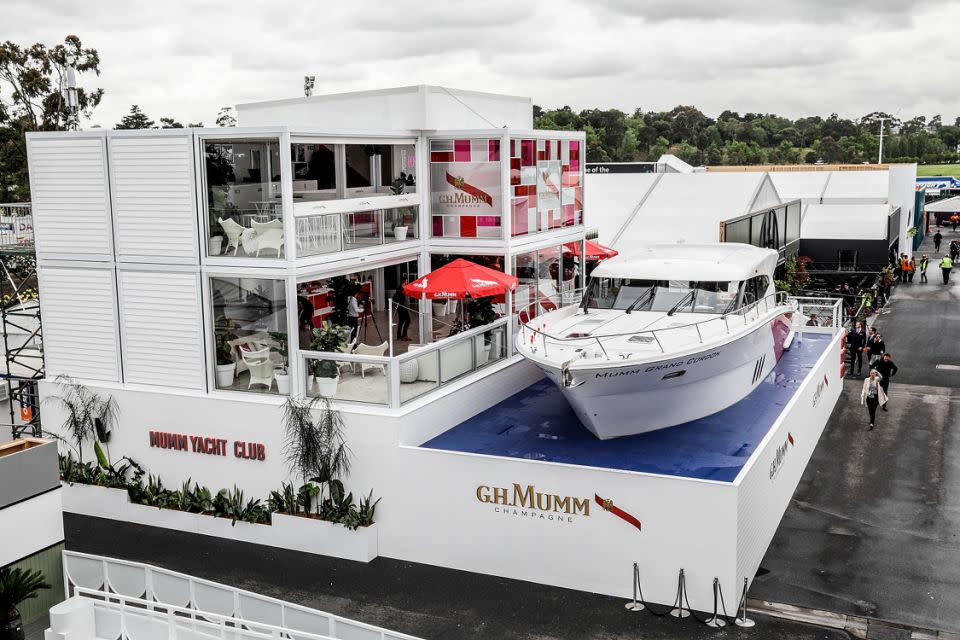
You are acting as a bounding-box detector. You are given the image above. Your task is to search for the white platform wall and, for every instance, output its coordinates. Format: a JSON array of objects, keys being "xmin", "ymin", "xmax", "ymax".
[
  {"xmin": 42, "ymin": 332, "xmax": 843, "ymax": 610},
  {"xmin": 0, "ymin": 488, "xmax": 64, "ymax": 567}
]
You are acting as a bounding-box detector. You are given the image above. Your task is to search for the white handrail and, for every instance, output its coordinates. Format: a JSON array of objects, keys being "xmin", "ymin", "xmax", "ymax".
[
  {"xmin": 76, "ymin": 587, "xmax": 341, "ymax": 640},
  {"xmin": 63, "ymin": 550, "xmax": 422, "ymax": 640},
  {"xmin": 521, "ymin": 292, "xmax": 795, "ymax": 359}
]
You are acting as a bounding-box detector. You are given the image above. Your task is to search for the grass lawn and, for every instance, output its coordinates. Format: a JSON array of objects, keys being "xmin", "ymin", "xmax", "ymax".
[{"xmin": 918, "ymin": 164, "xmax": 960, "ymax": 177}]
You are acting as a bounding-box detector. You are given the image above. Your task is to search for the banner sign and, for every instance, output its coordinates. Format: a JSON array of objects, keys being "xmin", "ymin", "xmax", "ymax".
[
  {"xmin": 585, "ymin": 163, "xmax": 656, "ymax": 174},
  {"xmin": 430, "ymin": 162, "xmax": 502, "ymax": 216},
  {"xmin": 149, "ymin": 430, "xmax": 266, "ymax": 461}
]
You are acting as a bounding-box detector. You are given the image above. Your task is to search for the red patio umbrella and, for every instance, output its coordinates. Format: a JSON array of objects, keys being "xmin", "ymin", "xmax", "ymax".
[
  {"xmin": 403, "ymin": 258, "xmax": 518, "ymax": 300},
  {"xmin": 566, "ymin": 240, "xmax": 619, "ymax": 261}
]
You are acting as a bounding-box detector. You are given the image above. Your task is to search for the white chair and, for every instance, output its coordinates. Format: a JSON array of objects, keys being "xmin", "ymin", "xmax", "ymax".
[
  {"xmin": 218, "ymin": 218, "xmax": 246, "ymax": 256},
  {"xmin": 241, "ymin": 347, "xmax": 275, "ymax": 389},
  {"xmin": 252, "ymin": 219, "xmax": 284, "ymax": 257},
  {"xmin": 353, "ymin": 341, "xmax": 388, "ymax": 378},
  {"xmin": 336, "ymin": 332, "xmax": 359, "ymax": 377}
]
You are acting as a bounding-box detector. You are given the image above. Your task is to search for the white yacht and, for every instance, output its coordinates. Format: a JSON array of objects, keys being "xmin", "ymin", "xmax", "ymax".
[{"xmin": 516, "ymin": 243, "xmax": 796, "ymax": 439}]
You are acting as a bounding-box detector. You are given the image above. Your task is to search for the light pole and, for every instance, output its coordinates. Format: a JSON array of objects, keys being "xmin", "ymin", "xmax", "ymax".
[{"xmin": 877, "ymin": 117, "xmax": 888, "ymax": 164}]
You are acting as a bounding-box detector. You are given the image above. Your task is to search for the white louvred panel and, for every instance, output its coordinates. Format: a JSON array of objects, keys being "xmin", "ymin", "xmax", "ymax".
[
  {"xmin": 109, "ymin": 135, "xmax": 200, "ymax": 262},
  {"xmin": 28, "ymin": 136, "xmax": 113, "ymax": 260},
  {"xmin": 40, "ymin": 267, "xmax": 120, "ymax": 382},
  {"xmin": 117, "ymin": 270, "xmax": 205, "ymax": 390}
]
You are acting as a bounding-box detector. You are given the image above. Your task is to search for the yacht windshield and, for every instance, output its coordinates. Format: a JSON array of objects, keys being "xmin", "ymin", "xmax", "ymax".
[{"xmin": 585, "ymin": 278, "xmax": 741, "ymax": 314}]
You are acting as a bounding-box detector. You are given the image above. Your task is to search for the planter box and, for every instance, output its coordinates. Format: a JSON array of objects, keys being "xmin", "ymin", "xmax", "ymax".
[
  {"xmin": 60, "ymin": 483, "xmax": 377, "ymax": 562},
  {"xmin": 272, "ymin": 513, "xmax": 377, "ymax": 562},
  {"xmin": 61, "ymin": 483, "xmax": 129, "ymax": 518}
]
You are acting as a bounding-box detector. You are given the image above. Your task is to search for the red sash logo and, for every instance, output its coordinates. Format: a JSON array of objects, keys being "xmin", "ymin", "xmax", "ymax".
[
  {"xmin": 446, "ymin": 172, "xmax": 493, "ymax": 206},
  {"xmin": 594, "ymin": 494, "xmax": 642, "ymax": 531}
]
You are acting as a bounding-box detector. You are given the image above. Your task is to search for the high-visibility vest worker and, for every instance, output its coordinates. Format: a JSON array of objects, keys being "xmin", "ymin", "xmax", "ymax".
[{"xmin": 941, "ymin": 256, "xmax": 953, "ymax": 269}]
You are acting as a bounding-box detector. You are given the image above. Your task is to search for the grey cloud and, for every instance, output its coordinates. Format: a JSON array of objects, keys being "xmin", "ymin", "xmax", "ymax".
[{"xmin": 594, "ymin": 0, "xmax": 936, "ymax": 24}]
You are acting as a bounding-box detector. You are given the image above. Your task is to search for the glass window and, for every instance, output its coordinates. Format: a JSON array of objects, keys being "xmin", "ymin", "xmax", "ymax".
[
  {"xmin": 205, "ymin": 137, "xmax": 284, "ymax": 258},
  {"xmin": 513, "ymin": 251, "xmax": 538, "ymax": 322},
  {"xmin": 429, "ymin": 138, "xmax": 502, "ymax": 238},
  {"xmin": 345, "ymin": 144, "xmax": 375, "ymax": 191},
  {"xmin": 561, "ymin": 241, "xmax": 582, "ymax": 306},
  {"xmin": 210, "ymin": 277, "xmax": 288, "ymax": 394},
  {"xmin": 585, "ymin": 279, "xmax": 740, "ymax": 314},
  {"xmin": 537, "ymin": 247, "xmax": 561, "ymax": 311},
  {"xmin": 291, "ymin": 143, "xmax": 337, "ymax": 202},
  {"xmin": 380, "ymin": 144, "xmax": 417, "ymax": 193}
]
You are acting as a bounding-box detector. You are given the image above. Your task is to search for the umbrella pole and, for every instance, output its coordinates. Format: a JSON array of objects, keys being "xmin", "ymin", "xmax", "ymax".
[{"xmin": 389, "ymin": 298, "xmax": 394, "ymax": 357}]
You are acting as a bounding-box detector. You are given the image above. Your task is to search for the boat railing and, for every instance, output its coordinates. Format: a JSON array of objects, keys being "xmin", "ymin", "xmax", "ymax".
[{"xmin": 519, "ymin": 291, "xmax": 795, "ymax": 360}]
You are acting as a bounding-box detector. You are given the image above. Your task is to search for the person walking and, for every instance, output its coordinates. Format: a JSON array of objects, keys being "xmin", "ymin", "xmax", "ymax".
[
  {"xmin": 951, "ymin": 241, "xmax": 960, "ymax": 262},
  {"xmin": 873, "ymin": 352, "xmax": 898, "ymax": 411},
  {"xmin": 861, "ymin": 369, "xmax": 887, "ymax": 430},
  {"xmin": 847, "ymin": 321, "xmax": 867, "ymax": 377},
  {"xmin": 941, "ymin": 254, "xmax": 954, "ymax": 284},
  {"xmin": 934, "ymin": 230, "xmax": 943, "ymax": 252},
  {"xmin": 865, "ymin": 331, "xmax": 886, "ymax": 368},
  {"xmin": 920, "ymin": 254, "xmax": 929, "ymax": 283}
]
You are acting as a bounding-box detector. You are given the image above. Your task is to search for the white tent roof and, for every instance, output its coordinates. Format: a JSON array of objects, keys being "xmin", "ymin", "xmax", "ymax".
[
  {"xmin": 611, "ymin": 172, "xmax": 781, "ymax": 247},
  {"xmin": 768, "ymin": 172, "xmax": 830, "ymax": 201},
  {"xmin": 925, "ymin": 195, "xmax": 960, "ymax": 213},
  {"xmin": 584, "ymin": 173, "xmax": 660, "ymax": 244},
  {"xmin": 800, "ymin": 204, "xmax": 891, "ymax": 240},
  {"xmin": 593, "ymin": 243, "xmax": 778, "ymax": 282},
  {"xmin": 821, "ymin": 171, "xmax": 889, "ymax": 203}
]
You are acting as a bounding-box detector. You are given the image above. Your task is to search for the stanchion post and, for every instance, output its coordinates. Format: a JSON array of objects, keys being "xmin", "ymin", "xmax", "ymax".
[
  {"xmin": 624, "ymin": 562, "xmax": 644, "ymax": 611},
  {"xmin": 734, "ymin": 577, "xmax": 756, "ymax": 628},
  {"xmin": 705, "ymin": 578, "xmax": 726, "ymax": 628},
  {"xmin": 669, "ymin": 569, "xmax": 690, "ymax": 618}
]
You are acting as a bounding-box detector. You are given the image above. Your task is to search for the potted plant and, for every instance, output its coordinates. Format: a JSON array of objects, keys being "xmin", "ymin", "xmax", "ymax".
[
  {"xmin": 282, "ymin": 395, "xmax": 352, "ymax": 509},
  {"xmin": 270, "ymin": 331, "xmax": 290, "ymax": 394},
  {"xmin": 46, "ymin": 375, "xmax": 119, "ymax": 466},
  {"xmin": 310, "ymin": 322, "xmax": 347, "ymax": 397},
  {"xmin": 215, "ymin": 320, "xmax": 238, "ymax": 388},
  {"xmin": 0, "ymin": 566, "xmax": 50, "ymax": 640},
  {"xmin": 208, "ymin": 235, "xmax": 225, "ymax": 255},
  {"xmin": 390, "ymin": 179, "xmax": 409, "ymax": 241}
]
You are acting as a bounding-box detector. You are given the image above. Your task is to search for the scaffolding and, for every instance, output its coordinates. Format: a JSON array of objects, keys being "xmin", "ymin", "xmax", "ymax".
[{"xmin": 0, "ymin": 204, "xmax": 42, "ymax": 439}]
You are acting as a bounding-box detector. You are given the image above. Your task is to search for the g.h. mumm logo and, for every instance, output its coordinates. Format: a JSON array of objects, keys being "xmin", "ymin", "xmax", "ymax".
[{"xmin": 768, "ymin": 432, "xmax": 795, "ymax": 480}]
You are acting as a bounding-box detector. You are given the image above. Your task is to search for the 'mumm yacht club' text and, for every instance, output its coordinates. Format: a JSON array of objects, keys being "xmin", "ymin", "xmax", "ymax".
[{"xmin": 149, "ymin": 430, "xmax": 266, "ymax": 460}]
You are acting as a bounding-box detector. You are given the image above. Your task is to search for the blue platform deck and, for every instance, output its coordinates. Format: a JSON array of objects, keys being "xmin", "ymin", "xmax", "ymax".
[{"xmin": 422, "ymin": 333, "xmax": 831, "ymax": 482}]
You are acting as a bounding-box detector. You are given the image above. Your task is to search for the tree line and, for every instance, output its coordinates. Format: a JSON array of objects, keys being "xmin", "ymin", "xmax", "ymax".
[
  {"xmin": 534, "ymin": 105, "xmax": 960, "ymax": 167},
  {"xmin": 0, "ymin": 36, "xmax": 235, "ymax": 202}
]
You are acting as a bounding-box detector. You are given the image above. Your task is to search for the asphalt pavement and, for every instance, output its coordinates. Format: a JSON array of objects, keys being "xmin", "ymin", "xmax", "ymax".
[
  {"xmin": 753, "ymin": 232, "xmax": 960, "ymax": 634},
  {"xmin": 64, "ymin": 514, "xmax": 847, "ymax": 640}
]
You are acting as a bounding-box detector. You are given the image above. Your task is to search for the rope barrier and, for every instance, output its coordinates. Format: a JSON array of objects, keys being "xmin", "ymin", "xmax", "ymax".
[
  {"xmin": 624, "ymin": 565, "xmax": 751, "ymax": 629},
  {"xmin": 734, "ymin": 577, "xmax": 756, "ymax": 628}
]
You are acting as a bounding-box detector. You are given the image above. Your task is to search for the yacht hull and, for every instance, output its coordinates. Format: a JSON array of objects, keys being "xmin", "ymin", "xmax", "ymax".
[{"xmin": 533, "ymin": 314, "xmax": 792, "ymax": 439}]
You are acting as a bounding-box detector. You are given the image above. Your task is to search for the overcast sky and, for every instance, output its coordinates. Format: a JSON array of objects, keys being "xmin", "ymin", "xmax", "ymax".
[{"xmin": 6, "ymin": 0, "xmax": 958, "ymax": 128}]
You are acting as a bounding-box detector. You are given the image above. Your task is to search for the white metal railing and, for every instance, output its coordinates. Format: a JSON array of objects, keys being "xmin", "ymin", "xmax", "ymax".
[
  {"xmin": 519, "ymin": 291, "xmax": 796, "ymax": 361},
  {"xmin": 76, "ymin": 588, "xmax": 340, "ymax": 640},
  {"xmin": 300, "ymin": 316, "xmax": 510, "ymax": 408},
  {"xmin": 0, "ymin": 204, "xmax": 33, "ymax": 247},
  {"xmin": 295, "ymin": 203, "xmax": 419, "ymax": 258},
  {"xmin": 63, "ymin": 551, "xmax": 422, "ymax": 640},
  {"xmin": 791, "ymin": 296, "xmax": 844, "ymax": 334}
]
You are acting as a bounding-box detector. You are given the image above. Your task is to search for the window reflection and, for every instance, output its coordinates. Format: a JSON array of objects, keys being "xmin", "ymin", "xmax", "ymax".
[
  {"xmin": 210, "ymin": 277, "xmax": 288, "ymax": 394},
  {"xmin": 205, "ymin": 137, "xmax": 284, "ymax": 258},
  {"xmin": 291, "ymin": 143, "xmax": 336, "ymax": 202}
]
